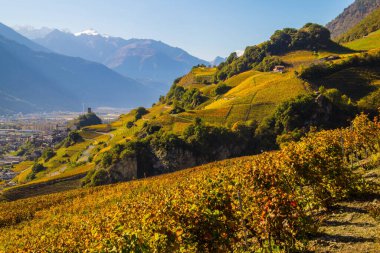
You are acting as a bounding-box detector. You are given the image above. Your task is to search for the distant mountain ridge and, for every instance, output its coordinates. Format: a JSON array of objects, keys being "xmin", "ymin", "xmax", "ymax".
[
  {"xmin": 28, "ymin": 29, "xmax": 209, "ymax": 88},
  {"xmin": 0, "ymin": 23, "xmax": 158, "ymax": 115},
  {"xmin": 14, "ymin": 25, "xmax": 53, "ymax": 40},
  {"xmin": 326, "ymin": 0, "xmax": 380, "ymax": 39},
  {"xmin": 0, "ymin": 23, "xmax": 49, "ymax": 52},
  {"xmin": 210, "ymin": 56, "xmax": 226, "ymax": 66}
]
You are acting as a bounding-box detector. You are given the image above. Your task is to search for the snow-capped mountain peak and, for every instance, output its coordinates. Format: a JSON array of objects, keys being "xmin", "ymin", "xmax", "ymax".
[{"xmin": 74, "ymin": 29, "xmax": 100, "ymax": 36}]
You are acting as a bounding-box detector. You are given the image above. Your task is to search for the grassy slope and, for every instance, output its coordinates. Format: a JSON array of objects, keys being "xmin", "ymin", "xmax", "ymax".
[{"xmin": 344, "ymin": 29, "xmax": 380, "ymax": 51}]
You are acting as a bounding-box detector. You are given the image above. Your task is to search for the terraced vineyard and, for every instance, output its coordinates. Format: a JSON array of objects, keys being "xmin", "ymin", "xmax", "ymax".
[{"xmin": 1, "ymin": 114, "xmax": 379, "ymax": 252}]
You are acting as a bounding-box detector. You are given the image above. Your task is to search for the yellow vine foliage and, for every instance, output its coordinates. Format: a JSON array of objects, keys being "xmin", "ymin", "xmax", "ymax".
[{"xmin": 0, "ymin": 114, "xmax": 379, "ymax": 252}]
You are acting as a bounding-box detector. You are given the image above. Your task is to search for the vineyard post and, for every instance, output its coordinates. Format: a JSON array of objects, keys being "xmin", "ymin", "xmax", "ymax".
[
  {"xmin": 237, "ymin": 190, "xmax": 248, "ymax": 249},
  {"xmin": 340, "ymin": 132, "xmax": 345, "ymax": 161}
]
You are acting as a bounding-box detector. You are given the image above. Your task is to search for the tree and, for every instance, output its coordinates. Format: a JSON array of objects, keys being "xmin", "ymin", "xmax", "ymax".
[
  {"xmin": 134, "ymin": 107, "xmax": 149, "ymax": 121},
  {"xmin": 214, "ymin": 83, "xmax": 231, "ymax": 95},
  {"xmin": 42, "ymin": 148, "xmax": 56, "ymax": 162}
]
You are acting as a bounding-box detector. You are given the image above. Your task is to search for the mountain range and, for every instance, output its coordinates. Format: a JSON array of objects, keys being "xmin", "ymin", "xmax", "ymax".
[
  {"xmin": 0, "ymin": 23, "xmax": 158, "ymax": 114},
  {"xmin": 19, "ymin": 28, "xmax": 211, "ymax": 90}
]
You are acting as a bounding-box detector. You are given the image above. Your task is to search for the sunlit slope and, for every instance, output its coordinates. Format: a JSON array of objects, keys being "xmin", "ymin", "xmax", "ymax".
[
  {"xmin": 208, "ymin": 72, "xmax": 309, "ymax": 108},
  {"xmin": 344, "ymin": 30, "xmax": 380, "ymax": 51},
  {"xmin": 4, "ymin": 47, "xmax": 373, "ymax": 195}
]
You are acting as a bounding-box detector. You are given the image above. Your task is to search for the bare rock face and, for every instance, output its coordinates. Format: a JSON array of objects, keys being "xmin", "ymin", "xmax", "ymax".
[
  {"xmin": 326, "ymin": 0, "xmax": 380, "ymax": 39},
  {"xmin": 108, "ymin": 156, "xmax": 138, "ymax": 181},
  {"xmin": 106, "ymin": 143, "xmax": 245, "ymax": 183},
  {"xmin": 314, "ymin": 94, "xmax": 333, "ymax": 121},
  {"xmin": 151, "ymin": 147, "xmax": 198, "ymax": 174}
]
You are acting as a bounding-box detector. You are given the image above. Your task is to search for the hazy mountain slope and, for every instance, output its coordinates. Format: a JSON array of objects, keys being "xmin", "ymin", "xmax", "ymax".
[
  {"xmin": 326, "ymin": 0, "xmax": 380, "ymax": 39},
  {"xmin": 337, "ymin": 6, "xmax": 380, "ymax": 43},
  {"xmin": 34, "ymin": 29, "xmax": 126, "ymax": 63},
  {"xmin": 210, "ymin": 56, "xmax": 226, "ymax": 66},
  {"xmin": 14, "ymin": 25, "xmax": 53, "ymax": 39},
  {"xmin": 0, "ymin": 23, "xmax": 49, "ymax": 52},
  {"xmin": 33, "ymin": 29, "xmax": 209, "ymax": 87},
  {"xmin": 0, "ymin": 33, "xmax": 158, "ymax": 114}
]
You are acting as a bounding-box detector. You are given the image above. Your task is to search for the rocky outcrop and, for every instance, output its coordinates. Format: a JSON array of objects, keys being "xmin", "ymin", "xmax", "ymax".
[
  {"xmin": 108, "ymin": 156, "xmax": 138, "ymax": 181},
  {"xmin": 105, "ymin": 143, "xmax": 245, "ymax": 183},
  {"xmin": 326, "ymin": 0, "xmax": 380, "ymax": 39},
  {"xmin": 313, "ymin": 94, "xmax": 333, "ymax": 122}
]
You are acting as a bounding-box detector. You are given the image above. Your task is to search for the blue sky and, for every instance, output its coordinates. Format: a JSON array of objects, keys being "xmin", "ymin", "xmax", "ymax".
[{"xmin": 0, "ymin": 0, "xmax": 354, "ymax": 60}]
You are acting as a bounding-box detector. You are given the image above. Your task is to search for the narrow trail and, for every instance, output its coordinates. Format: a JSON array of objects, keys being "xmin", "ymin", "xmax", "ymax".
[
  {"xmin": 170, "ymin": 114, "xmax": 193, "ymax": 123},
  {"xmin": 308, "ymin": 168, "xmax": 380, "ymax": 252}
]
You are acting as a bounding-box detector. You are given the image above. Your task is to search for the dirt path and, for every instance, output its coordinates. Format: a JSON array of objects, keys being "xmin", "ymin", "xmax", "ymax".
[
  {"xmin": 77, "ymin": 131, "xmax": 114, "ymax": 163},
  {"xmin": 77, "ymin": 145, "xmax": 95, "ymax": 163},
  {"xmin": 308, "ymin": 168, "xmax": 380, "ymax": 252}
]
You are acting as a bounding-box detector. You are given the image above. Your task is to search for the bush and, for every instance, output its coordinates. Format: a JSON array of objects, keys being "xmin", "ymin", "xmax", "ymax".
[
  {"xmin": 213, "ymin": 83, "xmax": 231, "ymax": 96},
  {"xmin": 91, "ymin": 169, "xmax": 110, "ymax": 186},
  {"xmin": 134, "ymin": 107, "xmax": 149, "ymax": 121},
  {"xmin": 32, "ymin": 163, "xmax": 46, "ymax": 174},
  {"xmin": 165, "ymin": 84, "xmax": 207, "ymax": 110},
  {"xmin": 253, "ymin": 56, "xmax": 285, "ymax": 72},
  {"xmin": 42, "ymin": 148, "xmax": 56, "ymax": 162},
  {"xmin": 169, "ymin": 104, "xmax": 185, "ymax": 114},
  {"xmin": 126, "ymin": 121, "xmax": 134, "ymax": 129},
  {"xmin": 101, "ymin": 153, "xmax": 113, "ymax": 168},
  {"xmin": 63, "ymin": 131, "xmax": 84, "ymax": 147},
  {"xmin": 27, "ymin": 163, "xmax": 47, "ymax": 181}
]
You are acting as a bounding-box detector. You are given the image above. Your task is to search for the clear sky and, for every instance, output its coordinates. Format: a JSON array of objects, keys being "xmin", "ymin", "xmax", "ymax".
[{"xmin": 0, "ymin": 0, "xmax": 354, "ymax": 60}]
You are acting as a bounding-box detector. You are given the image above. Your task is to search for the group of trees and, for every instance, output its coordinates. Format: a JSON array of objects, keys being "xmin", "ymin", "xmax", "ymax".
[
  {"xmin": 61, "ymin": 131, "xmax": 84, "ymax": 148},
  {"xmin": 298, "ymin": 51, "xmax": 380, "ymax": 80},
  {"xmin": 164, "ymin": 84, "xmax": 207, "ymax": 112},
  {"xmin": 72, "ymin": 113, "xmax": 102, "ymax": 129},
  {"xmin": 26, "ymin": 163, "xmax": 46, "ymax": 180},
  {"xmin": 256, "ymin": 90, "xmax": 357, "ymax": 148},
  {"xmin": 216, "ymin": 23, "xmax": 332, "ymax": 81}
]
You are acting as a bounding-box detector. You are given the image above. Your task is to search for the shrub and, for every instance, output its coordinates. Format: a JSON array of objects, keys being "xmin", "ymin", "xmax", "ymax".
[
  {"xmin": 90, "ymin": 169, "xmax": 110, "ymax": 186},
  {"xmin": 63, "ymin": 131, "xmax": 84, "ymax": 147},
  {"xmin": 32, "ymin": 163, "xmax": 46, "ymax": 174},
  {"xmin": 134, "ymin": 107, "xmax": 149, "ymax": 121},
  {"xmin": 42, "ymin": 148, "xmax": 56, "ymax": 162},
  {"xmin": 253, "ymin": 56, "xmax": 285, "ymax": 72},
  {"xmin": 213, "ymin": 83, "xmax": 231, "ymax": 96},
  {"xmin": 126, "ymin": 121, "xmax": 134, "ymax": 129}
]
